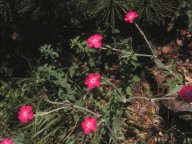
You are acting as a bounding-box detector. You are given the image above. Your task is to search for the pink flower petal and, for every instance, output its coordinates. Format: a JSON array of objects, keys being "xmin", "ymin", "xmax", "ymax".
[
  {"xmin": 85, "ymin": 73, "xmax": 101, "ymax": 89},
  {"xmin": 179, "ymin": 85, "xmax": 192, "ymax": 103},
  {"xmin": 1, "ymin": 138, "xmax": 13, "ymax": 144},
  {"xmin": 81, "ymin": 117, "xmax": 97, "ymax": 135},
  {"xmin": 124, "ymin": 11, "xmax": 139, "ymax": 23},
  {"xmin": 87, "ymin": 34, "xmax": 103, "ymax": 48},
  {"xmin": 93, "ymin": 81, "xmax": 101, "ymax": 88},
  {"xmin": 83, "ymin": 128, "xmax": 92, "ymax": 135},
  {"xmin": 18, "ymin": 105, "xmax": 34, "ymax": 123},
  {"xmin": 25, "ymin": 106, "xmax": 32, "ymax": 112},
  {"xmin": 95, "ymin": 74, "xmax": 101, "ymax": 79}
]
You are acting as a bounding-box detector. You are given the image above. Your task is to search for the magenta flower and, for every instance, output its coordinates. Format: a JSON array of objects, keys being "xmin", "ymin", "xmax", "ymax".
[
  {"xmin": 85, "ymin": 73, "xmax": 101, "ymax": 89},
  {"xmin": 179, "ymin": 85, "xmax": 192, "ymax": 103},
  {"xmin": 18, "ymin": 105, "xmax": 34, "ymax": 123},
  {"xmin": 87, "ymin": 34, "xmax": 103, "ymax": 48},
  {"xmin": 1, "ymin": 138, "xmax": 13, "ymax": 144},
  {"xmin": 81, "ymin": 117, "xmax": 97, "ymax": 135},
  {"xmin": 124, "ymin": 11, "xmax": 139, "ymax": 23}
]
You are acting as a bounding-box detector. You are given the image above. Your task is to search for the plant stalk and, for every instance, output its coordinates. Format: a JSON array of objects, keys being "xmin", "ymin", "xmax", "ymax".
[
  {"xmin": 73, "ymin": 105, "xmax": 102, "ymax": 118},
  {"xmin": 134, "ymin": 23, "xmax": 182, "ymax": 82}
]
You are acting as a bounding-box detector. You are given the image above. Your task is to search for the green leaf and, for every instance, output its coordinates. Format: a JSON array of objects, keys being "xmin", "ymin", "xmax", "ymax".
[
  {"xmin": 88, "ymin": 58, "xmax": 95, "ymax": 66},
  {"xmin": 165, "ymin": 85, "xmax": 183, "ymax": 96},
  {"xmin": 154, "ymin": 59, "xmax": 165, "ymax": 69},
  {"xmin": 58, "ymin": 88, "xmax": 65, "ymax": 98},
  {"xmin": 59, "ymin": 76, "xmax": 68, "ymax": 88},
  {"xmin": 133, "ymin": 75, "xmax": 140, "ymax": 82},
  {"xmin": 68, "ymin": 94, "xmax": 76, "ymax": 101},
  {"xmin": 73, "ymin": 113, "xmax": 79, "ymax": 121},
  {"xmin": 125, "ymin": 87, "xmax": 133, "ymax": 97},
  {"xmin": 69, "ymin": 63, "xmax": 78, "ymax": 77},
  {"xmin": 12, "ymin": 131, "xmax": 25, "ymax": 144},
  {"xmin": 33, "ymin": 117, "xmax": 60, "ymax": 138},
  {"xmin": 154, "ymin": 59, "xmax": 171, "ymax": 70}
]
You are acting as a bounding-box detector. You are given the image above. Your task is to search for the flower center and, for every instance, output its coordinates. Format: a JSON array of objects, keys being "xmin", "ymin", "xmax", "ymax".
[
  {"xmin": 87, "ymin": 122, "xmax": 92, "ymax": 128},
  {"xmin": 185, "ymin": 90, "xmax": 192, "ymax": 96},
  {"xmin": 129, "ymin": 15, "xmax": 133, "ymax": 19},
  {"xmin": 93, "ymin": 38, "xmax": 98, "ymax": 43},
  {"xmin": 90, "ymin": 78, "xmax": 96, "ymax": 83},
  {"xmin": 23, "ymin": 111, "xmax": 28, "ymax": 117}
]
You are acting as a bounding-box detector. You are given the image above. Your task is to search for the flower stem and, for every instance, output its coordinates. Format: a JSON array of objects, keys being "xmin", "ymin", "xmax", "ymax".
[
  {"xmin": 134, "ymin": 23, "xmax": 156, "ymax": 56},
  {"xmin": 45, "ymin": 99, "xmax": 71, "ymax": 105},
  {"xmin": 151, "ymin": 97, "xmax": 176, "ymax": 100},
  {"xmin": 126, "ymin": 96, "xmax": 175, "ymax": 102},
  {"xmin": 73, "ymin": 105, "xmax": 102, "ymax": 118},
  {"xmin": 121, "ymin": 53, "xmax": 154, "ymax": 58},
  {"xmin": 107, "ymin": 79, "xmax": 126, "ymax": 103},
  {"xmin": 35, "ymin": 106, "xmax": 69, "ymax": 116},
  {"xmin": 134, "ymin": 23, "xmax": 182, "ymax": 83},
  {"xmin": 126, "ymin": 96, "xmax": 151, "ymax": 102},
  {"xmin": 104, "ymin": 122, "xmax": 119, "ymax": 143},
  {"xmin": 102, "ymin": 46, "xmax": 154, "ymax": 58},
  {"xmin": 63, "ymin": 121, "xmax": 78, "ymax": 141},
  {"xmin": 42, "ymin": 96, "xmax": 102, "ymax": 118}
]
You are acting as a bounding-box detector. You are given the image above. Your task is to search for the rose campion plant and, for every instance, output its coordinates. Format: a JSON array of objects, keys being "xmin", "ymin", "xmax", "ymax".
[
  {"xmin": 87, "ymin": 34, "xmax": 103, "ymax": 48},
  {"xmin": 179, "ymin": 85, "xmax": 192, "ymax": 103},
  {"xmin": 85, "ymin": 73, "xmax": 101, "ymax": 89},
  {"xmin": 18, "ymin": 105, "xmax": 34, "ymax": 123},
  {"xmin": 0, "ymin": 138, "xmax": 13, "ymax": 144},
  {"xmin": 124, "ymin": 11, "xmax": 139, "ymax": 23},
  {"xmin": 81, "ymin": 117, "xmax": 97, "ymax": 135}
]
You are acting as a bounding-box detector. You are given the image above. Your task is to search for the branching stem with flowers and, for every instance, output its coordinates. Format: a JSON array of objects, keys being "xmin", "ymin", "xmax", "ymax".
[{"xmin": 1, "ymin": 10, "xmax": 192, "ymax": 144}]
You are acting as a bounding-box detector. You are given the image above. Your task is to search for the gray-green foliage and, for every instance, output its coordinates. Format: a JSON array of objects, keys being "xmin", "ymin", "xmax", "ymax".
[
  {"xmin": 39, "ymin": 44, "xmax": 59, "ymax": 61},
  {"xmin": 0, "ymin": 43, "xmax": 83, "ymax": 143}
]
